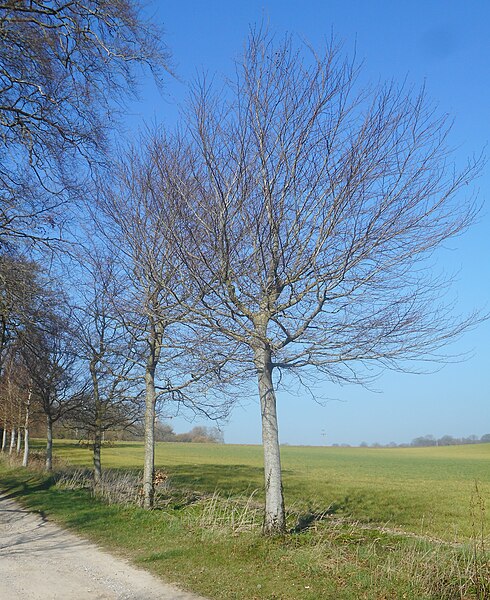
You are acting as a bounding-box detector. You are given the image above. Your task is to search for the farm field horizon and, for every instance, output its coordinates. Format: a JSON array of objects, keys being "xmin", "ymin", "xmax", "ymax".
[{"xmin": 39, "ymin": 439, "xmax": 490, "ymax": 542}]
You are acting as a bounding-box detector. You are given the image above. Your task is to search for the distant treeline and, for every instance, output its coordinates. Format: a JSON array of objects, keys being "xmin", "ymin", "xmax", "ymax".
[
  {"xmin": 55, "ymin": 421, "xmax": 224, "ymax": 444},
  {"xmin": 349, "ymin": 434, "xmax": 490, "ymax": 448},
  {"xmin": 153, "ymin": 422, "xmax": 224, "ymax": 444}
]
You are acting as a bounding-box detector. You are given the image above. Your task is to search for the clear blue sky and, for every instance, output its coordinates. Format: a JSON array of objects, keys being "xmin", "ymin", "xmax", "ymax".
[{"xmin": 129, "ymin": 1, "xmax": 489, "ymax": 446}]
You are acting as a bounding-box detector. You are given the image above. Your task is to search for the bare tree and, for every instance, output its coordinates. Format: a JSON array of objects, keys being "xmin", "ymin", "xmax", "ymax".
[
  {"xmin": 1, "ymin": 349, "xmax": 18, "ymax": 454},
  {"xmin": 0, "ymin": 341, "xmax": 33, "ymax": 462},
  {"xmin": 0, "ymin": 0, "xmax": 170, "ymax": 248},
  {"xmin": 0, "ymin": 254, "xmax": 49, "ymax": 457},
  {"xmin": 69, "ymin": 249, "xmax": 143, "ymax": 486},
  {"xmin": 23, "ymin": 312, "xmax": 86, "ymax": 470},
  {"xmin": 97, "ymin": 133, "xmax": 237, "ymax": 507},
  {"xmin": 171, "ymin": 31, "xmax": 482, "ymax": 533}
]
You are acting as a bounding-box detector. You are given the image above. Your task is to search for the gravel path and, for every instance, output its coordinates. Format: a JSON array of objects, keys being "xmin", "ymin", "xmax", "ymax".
[{"xmin": 0, "ymin": 493, "xmax": 207, "ymax": 600}]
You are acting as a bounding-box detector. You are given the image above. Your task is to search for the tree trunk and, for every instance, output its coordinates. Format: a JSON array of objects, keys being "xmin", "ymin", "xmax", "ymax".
[
  {"xmin": 91, "ymin": 362, "xmax": 102, "ymax": 487},
  {"xmin": 45, "ymin": 417, "xmax": 53, "ymax": 471},
  {"xmin": 255, "ymin": 346, "xmax": 285, "ymax": 534},
  {"xmin": 16, "ymin": 427, "xmax": 22, "ymax": 454},
  {"xmin": 22, "ymin": 428, "xmax": 29, "ymax": 467},
  {"xmin": 16, "ymin": 401, "xmax": 22, "ymax": 454},
  {"xmin": 93, "ymin": 430, "xmax": 102, "ymax": 487},
  {"xmin": 142, "ymin": 318, "xmax": 162, "ymax": 511},
  {"xmin": 1, "ymin": 425, "xmax": 7, "ymax": 452},
  {"xmin": 22, "ymin": 389, "xmax": 31, "ymax": 467},
  {"xmin": 9, "ymin": 427, "xmax": 16, "ymax": 455},
  {"xmin": 142, "ymin": 366, "xmax": 156, "ymax": 509}
]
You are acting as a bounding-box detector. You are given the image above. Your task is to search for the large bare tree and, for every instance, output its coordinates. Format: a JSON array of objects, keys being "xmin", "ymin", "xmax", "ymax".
[{"xmin": 172, "ymin": 31, "xmax": 482, "ymax": 533}]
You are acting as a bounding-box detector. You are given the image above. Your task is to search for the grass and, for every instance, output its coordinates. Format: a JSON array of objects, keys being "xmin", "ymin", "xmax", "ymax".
[
  {"xmin": 38, "ymin": 439, "xmax": 490, "ymax": 540},
  {"xmin": 2, "ymin": 441, "xmax": 490, "ymax": 599}
]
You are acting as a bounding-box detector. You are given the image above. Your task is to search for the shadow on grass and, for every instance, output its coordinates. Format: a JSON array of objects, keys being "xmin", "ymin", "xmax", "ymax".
[
  {"xmin": 0, "ymin": 469, "xmax": 112, "ymax": 530},
  {"xmin": 291, "ymin": 499, "xmax": 349, "ymax": 533},
  {"xmin": 166, "ymin": 463, "xmax": 268, "ymax": 495},
  {"xmin": 139, "ymin": 548, "xmax": 187, "ymax": 563},
  {"xmin": 0, "ymin": 473, "xmax": 56, "ymax": 501},
  {"xmin": 66, "ymin": 462, "xmax": 270, "ymax": 496}
]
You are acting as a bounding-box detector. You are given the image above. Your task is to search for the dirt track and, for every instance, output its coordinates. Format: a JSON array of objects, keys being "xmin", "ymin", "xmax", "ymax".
[{"xmin": 0, "ymin": 493, "xmax": 207, "ymax": 600}]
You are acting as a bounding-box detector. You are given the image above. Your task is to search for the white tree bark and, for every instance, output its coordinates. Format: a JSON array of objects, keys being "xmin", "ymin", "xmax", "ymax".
[
  {"xmin": 255, "ymin": 346, "xmax": 285, "ymax": 534},
  {"xmin": 142, "ymin": 366, "xmax": 156, "ymax": 509},
  {"xmin": 93, "ymin": 431, "xmax": 102, "ymax": 487},
  {"xmin": 9, "ymin": 427, "xmax": 15, "ymax": 455},
  {"xmin": 91, "ymin": 361, "xmax": 103, "ymax": 487},
  {"xmin": 22, "ymin": 391, "xmax": 30, "ymax": 467},
  {"xmin": 16, "ymin": 401, "xmax": 22, "ymax": 454},
  {"xmin": 1, "ymin": 426, "xmax": 7, "ymax": 452},
  {"xmin": 141, "ymin": 318, "xmax": 162, "ymax": 510}
]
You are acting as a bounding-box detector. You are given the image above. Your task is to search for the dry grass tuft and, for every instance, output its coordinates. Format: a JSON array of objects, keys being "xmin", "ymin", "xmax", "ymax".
[{"xmin": 193, "ymin": 490, "xmax": 263, "ymax": 533}]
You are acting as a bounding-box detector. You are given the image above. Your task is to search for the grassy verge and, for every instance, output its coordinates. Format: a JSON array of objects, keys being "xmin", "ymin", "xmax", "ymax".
[{"xmin": 1, "ymin": 449, "xmax": 490, "ymax": 599}]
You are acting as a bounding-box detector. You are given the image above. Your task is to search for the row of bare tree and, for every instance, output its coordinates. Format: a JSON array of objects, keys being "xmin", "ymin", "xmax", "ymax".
[
  {"xmin": 0, "ymin": 253, "xmax": 135, "ymax": 475},
  {"xmin": 0, "ymin": 2, "xmax": 483, "ymax": 534}
]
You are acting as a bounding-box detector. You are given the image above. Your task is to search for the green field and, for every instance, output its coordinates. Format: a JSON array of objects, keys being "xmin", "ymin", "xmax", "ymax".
[
  {"xmin": 47, "ymin": 439, "xmax": 490, "ymax": 540},
  {"xmin": 1, "ymin": 440, "xmax": 490, "ymax": 599}
]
